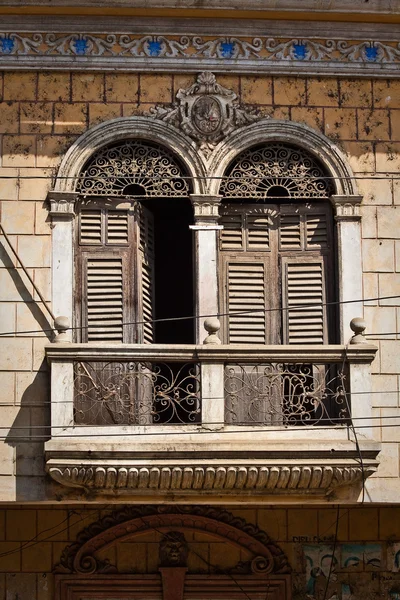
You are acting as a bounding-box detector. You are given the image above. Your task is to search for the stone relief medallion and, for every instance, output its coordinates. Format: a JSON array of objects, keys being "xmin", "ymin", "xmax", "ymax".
[
  {"xmin": 151, "ymin": 71, "xmax": 262, "ymax": 158},
  {"xmin": 192, "ymin": 96, "xmax": 222, "ymax": 135}
]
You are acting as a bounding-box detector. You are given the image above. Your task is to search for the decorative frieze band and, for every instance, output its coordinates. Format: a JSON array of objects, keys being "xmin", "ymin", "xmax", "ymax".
[
  {"xmin": 0, "ymin": 32, "xmax": 399, "ymax": 76},
  {"xmin": 47, "ymin": 463, "xmax": 376, "ymax": 494}
]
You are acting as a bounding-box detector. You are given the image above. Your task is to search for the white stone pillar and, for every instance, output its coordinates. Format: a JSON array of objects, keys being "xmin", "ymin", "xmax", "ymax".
[
  {"xmin": 331, "ymin": 195, "xmax": 363, "ymax": 343},
  {"xmin": 50, "ymin": 359, "xmax": 75, "ymax": 434},
  {"xmin": 201, "ymin": 318, "xmax": 224, "ymax": 428},
  {"xmin": 190, "ymin": 195, "xmax": 223, "ymax": 343},
  {"xmin": 348, "ymin": 318, "xmax": 376, "ymax": 441},
  {"xmin": 48, "ymin": 191, "xmax": 77, "ymax": 342}
]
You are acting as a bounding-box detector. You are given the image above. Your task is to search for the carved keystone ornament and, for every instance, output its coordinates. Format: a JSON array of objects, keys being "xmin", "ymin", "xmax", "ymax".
[{"xmin": 151, "ymin": 71, "xmax": 262, "ymax": 156}]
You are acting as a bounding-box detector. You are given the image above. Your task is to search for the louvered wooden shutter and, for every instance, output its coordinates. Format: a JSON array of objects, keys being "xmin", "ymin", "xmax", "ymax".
[
  {"xmin": 83, "ymin": 253, "xmax": 125, "ymax": 341},
  {"xmin": 77, "ymin": 206, "xmax": 133, "ymax": 343},
  {"xmin": 226, "ymin": 261, "xmax": 267, "ymax": 344},
  {"xmin": 219, "ymin": 202, "xmax": 333, "ymax": 345},
  {"xmin": 282, "ymin": 256, "xmax": 327, "ymax": 344},
  {"xmin": 138, "ymin": 205, "xmax": 155, "ymax": 344},
  {"xmin": 279, "ymin": 204, "xmax": 331, "ymax": 344}
]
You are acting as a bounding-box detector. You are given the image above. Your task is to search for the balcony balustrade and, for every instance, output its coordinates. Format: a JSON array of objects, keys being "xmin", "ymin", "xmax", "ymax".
[{"xmin": 44, "ymin": 318, "xmax": 380, "ymax": 499}]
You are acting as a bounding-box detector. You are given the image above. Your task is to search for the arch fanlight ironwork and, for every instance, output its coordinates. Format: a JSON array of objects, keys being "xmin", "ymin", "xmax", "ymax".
[
  {"xmin": 220, "ymin": 143, "xmax": 334, "ymax": 199},
  {"xmin": 76, "ymin": 140, "xmax": 190, "ymax": 197}
]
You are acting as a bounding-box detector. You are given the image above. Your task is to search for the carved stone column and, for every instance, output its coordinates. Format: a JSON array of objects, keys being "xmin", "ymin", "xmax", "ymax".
[
  {"xmin": 190, "ymin": 195, "xmax": 223, "ymax": 343},
  {"xmin": 48, "ymin": 191, "xmax": 77, "ymax": 342},
  {"xmin": 331, "ymin": 195, "xmax": 363, "ymax": 343}
]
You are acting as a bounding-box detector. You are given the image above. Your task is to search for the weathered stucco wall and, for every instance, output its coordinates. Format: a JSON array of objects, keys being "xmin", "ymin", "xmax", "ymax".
[
  {"xmin": 0, "ymin": 71, "xmax": 400, "ymax": 501},
  {"xmin": 0, "ymin": 505, "xmax": 399, "ymax": 599}
]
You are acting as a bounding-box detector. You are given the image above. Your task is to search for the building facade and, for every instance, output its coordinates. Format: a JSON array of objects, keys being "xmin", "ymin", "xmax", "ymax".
[{"xmin": 0, "ymin": 1, "xmax": 400, "ymax": 598}]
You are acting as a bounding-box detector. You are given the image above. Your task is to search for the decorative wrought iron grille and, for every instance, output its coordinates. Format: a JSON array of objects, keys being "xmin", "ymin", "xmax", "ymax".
[
  {"xmin": 224, "ymin": 363, "xmax": 349, "ymax": 425},
  {"xmin": 74, "ymin": 361, "xmax": 201, "ymax": 425},
  {"xmin": 76, "ymin": 140, "xmax": 190, "ymax": 197},
  {"xmin": 220, "ymin": 143, "xmax": 334, "ymax": 199}
]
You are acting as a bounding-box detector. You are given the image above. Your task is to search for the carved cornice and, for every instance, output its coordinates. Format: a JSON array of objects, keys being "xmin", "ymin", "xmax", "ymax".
[
  {"xmin": 54, "ymin": 505, "xmax": 291, "ymax": 575},
  {"xmin": 47, "ymin": 462, "xmax": 376, "ymax": 494},
  {"xmin": 0, "ymin": 32, "xmax": 399, "ymax": 77}
]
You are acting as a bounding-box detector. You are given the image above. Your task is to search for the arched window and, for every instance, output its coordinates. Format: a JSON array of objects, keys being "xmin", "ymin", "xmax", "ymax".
[
  {"xmin": 74, "ymin": 139, "xmax": 194, "ymax": 344},
  {"xmin": 218, "ymin": 142, "xmax": 336, "ymax": 345}
]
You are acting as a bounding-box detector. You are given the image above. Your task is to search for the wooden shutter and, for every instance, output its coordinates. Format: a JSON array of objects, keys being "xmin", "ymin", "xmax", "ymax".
[
  {"xmin": 219, "ymin": 202, "xmax": 333, "ymax": 345},
  {"xmin": 77, "ymin": 205, "xmax": 133, "ymax": 343},
  {"xmin": 282, "ymin": 256, "xmax": 327, "ymax": 344},
  {"xmin": 138, "ymin": 204, "xmax": 155, "ymax": 344},
  {"xmin": 226, "ymin": 260, "xmax": 267, "ymax": 344},
  {"xmin": 280, "ymin": 204, "xmax": 332, "ymax": 344},
  {"xmin": 220, "ymin": 212, "xmax": 244, "ymax": 250},
  {"xmin": 83, "ymin": 253, "xmax": 125, "ymax": 341},
  {"xmin": 79, "ymin": 209, "xmax": 103, "ymax": 245}
]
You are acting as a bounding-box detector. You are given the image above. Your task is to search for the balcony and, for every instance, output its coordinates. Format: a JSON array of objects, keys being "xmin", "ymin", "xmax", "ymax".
[{"xmin": 45, "ymin": 319, "xmax": 380, "ymax": 501}]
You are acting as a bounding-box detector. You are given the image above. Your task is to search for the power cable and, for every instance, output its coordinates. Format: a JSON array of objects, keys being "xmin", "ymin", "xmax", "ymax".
[
  {"xmin": 2, "ymin": 419, "xmax": 399, "ymax": 441},
  {"xmin": 0, "ymin": 507, "xmax": 110, "ymax": 559},
  {"xmin": 1, "ymin": 412, "xmax": 399, "ymax": 429},
  {"xmin": 322, "ymin": 347, "xmax": 366, "ymax": 599},
  {"xmin": 1, "ymin": 293, "xmax": 399, "ymax": 337},
  {"xmin": 140, "ymin": 511, "xmax": 254, "ymax": 600},
  {"xmin": 1, "ymin": 174, "xmax": 400, "ymax": 180},
  {"xmin": 0, "ymin": 389, "xmax": 397, "ymax": 407}
]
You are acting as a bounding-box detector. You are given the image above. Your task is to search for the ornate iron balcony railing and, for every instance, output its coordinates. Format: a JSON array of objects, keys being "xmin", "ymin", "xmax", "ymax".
[
  {"xmin": 74, "ymin": 360, "xmax": 201, "ymax": 425},
  {"xmin": 224, "ymin": 362, "xmax": 349, "ymax": 426}
]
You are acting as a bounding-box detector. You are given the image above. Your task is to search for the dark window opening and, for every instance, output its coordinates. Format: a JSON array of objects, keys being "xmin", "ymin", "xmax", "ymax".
[{"xmin": 142, "ymin": 198, "xmax": 195, "ymax": 345}]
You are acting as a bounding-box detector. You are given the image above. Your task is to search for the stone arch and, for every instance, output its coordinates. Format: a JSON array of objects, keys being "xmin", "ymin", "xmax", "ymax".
[
  {"xmin": 209, "ymin": 119, "xmax": 362, "ymax": 343},
  {"xmin": 53, "ymin": 116, "xmax": 207, "ymax": 195},
  {"xmin": 49, "ymin": 116, "xmax": 207, "ymax": 334},
  {"xmin": 207, "ymin": 119, "xmax": 357, "ymax": 198},
  {"xmin": 55, "ymin": 506, "xmax": 291, "ymax": 576}
]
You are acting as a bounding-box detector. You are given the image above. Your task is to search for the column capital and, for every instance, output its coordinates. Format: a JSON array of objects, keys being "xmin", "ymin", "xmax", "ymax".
[
  {"xmin": 47, "ymin": 191, "xmax": 78, "ymax": 220},
  {"xmin": 330, "ymin": 195, "xmax": 363, "ymax": 220},
  {"xmin": 190, "ymin": 194, "xmax": 222, "ymax": 225}
]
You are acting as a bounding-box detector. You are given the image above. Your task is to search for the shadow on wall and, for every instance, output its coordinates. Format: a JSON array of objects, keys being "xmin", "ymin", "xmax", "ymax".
[{"xmin": 1, "ymin": 238, "xmax": 53, "ymax": 501}]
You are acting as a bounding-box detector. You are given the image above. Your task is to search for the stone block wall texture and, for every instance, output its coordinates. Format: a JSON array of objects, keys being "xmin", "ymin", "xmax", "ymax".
[
  {"xmin": 0, "ymin": 506, "xmax": 399, "ymax": 599},
  {"xmin": 0, "ymin": 71, "xmax": 400, "ymax": 500}
]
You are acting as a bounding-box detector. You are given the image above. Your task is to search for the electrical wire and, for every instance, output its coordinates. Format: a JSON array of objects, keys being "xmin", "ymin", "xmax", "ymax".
[
  {"xmin": 0, "ymin": 507, "xmax": 110, "ymax": 559},
  {"xmin": 0, "ymin": 293, "xmax": 399, "ymax": 337},
  {"xmin": 1, "ymin": 174, "xmax": 400, "ymax": 180},
  {"xmin": 139, "ymin": 512, "xmax": 254, "ymax": 600},
  {"xmin": 1, "ymin": 413, "xmax": 399, "ymax": 428},
  {"xmin": 0, "ymin": 388, "xmax": 397, "ymax": 407},
  {"xmin": 322, "ymin": 505, "xmax": 340, "ymax": 600},
  {"xmin": 322, "ymin": 347, "xmax": 366, "ymax": 599},
  {"xmin": 2, "ymin": 419, "xmax": 399, "ymax": 441}
]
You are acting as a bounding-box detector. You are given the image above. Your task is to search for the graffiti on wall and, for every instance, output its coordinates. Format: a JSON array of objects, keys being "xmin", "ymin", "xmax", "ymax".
[{"xmin": 302, "ymin": 543, "xmax": 400, "ymax": 600}]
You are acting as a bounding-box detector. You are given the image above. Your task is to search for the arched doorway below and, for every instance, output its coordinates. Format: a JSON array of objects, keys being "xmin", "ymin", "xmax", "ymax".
[{"xmin": 55, "ymin": 507, "xmax": 292, "ymax": 600}]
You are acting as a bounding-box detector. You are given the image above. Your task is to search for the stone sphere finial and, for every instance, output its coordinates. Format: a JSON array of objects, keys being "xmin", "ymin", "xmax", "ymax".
[
  {"xmin": 203, "ymin": 317, "xmax": 221, "ymax": 345},
  {"xmin": 350, "ymin": 317, "xmax": 367, "ymax": 344},
  {"xmin": 54, "ymin": 316, "xmax": 70, "ymax": 343}
]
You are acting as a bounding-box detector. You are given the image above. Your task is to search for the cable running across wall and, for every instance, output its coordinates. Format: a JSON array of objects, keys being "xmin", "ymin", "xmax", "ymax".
[{"xmin": 0, "ymin": 293, "xmax": 400, "ymax": 337}]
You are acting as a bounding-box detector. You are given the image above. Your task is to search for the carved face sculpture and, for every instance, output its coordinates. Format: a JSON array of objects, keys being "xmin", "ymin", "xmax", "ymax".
[
  {"xmin": 192, "ymin": 96, "xmax": 222, "ymax": 135},
  {"xmin": 159, "ymin": 531, "xmax": 189, "ymax": 567}
]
